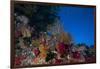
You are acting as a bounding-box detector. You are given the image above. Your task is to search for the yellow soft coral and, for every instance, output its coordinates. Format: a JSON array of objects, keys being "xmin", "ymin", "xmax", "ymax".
[
  {"xmin": 21, "ymin": 26, "xmax": 31, "ymax": 38},
  {"xmin": 39, "ymin": 44, "xmax": 48, "ymax": 59},
  {"xmin": 60, "ymin": 32, "xmax": 72, "ymax": 44}
]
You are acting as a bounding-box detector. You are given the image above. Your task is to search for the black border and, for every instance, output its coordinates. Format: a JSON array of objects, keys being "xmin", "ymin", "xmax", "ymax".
[{"xmin": 11, "ymin": 1, "xmax": 96, "ymax": 68}]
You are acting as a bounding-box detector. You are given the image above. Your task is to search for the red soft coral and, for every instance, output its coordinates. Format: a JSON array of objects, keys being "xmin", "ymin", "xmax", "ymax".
[{"xmin": 56, "ymin": 42, "xmax": 66, "ymax": 56}]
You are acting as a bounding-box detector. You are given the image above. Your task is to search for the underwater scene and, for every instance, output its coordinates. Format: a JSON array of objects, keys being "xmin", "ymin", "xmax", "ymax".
[{"xmin": 13, "ymin": 3, "xmax": 96, "ymax": 67}]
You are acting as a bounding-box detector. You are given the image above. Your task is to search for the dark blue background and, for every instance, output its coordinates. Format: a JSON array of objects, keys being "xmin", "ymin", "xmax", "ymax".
[{"xmin": 58, "ymin": 6, "xmax": 95, "ymax": 46}]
